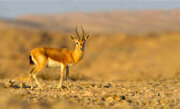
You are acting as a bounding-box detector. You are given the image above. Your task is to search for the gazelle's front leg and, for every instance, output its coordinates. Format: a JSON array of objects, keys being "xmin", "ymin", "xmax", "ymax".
[
  {"xmin": 65, "ymin": 66, "xmax": 70, "ymax": 90},
  {"xmin": 57, "ymin": 64, "xmax": 65, "ymax": 89}
]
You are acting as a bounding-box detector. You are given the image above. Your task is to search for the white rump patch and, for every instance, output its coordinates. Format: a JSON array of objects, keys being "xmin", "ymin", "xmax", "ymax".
[
  {"xmin": 46, "ymin": 58, "xmax": 61, "ymax": 68},
  {"xmin": 31, "ymin": 54, "xmax": 38, "ymax": 65}
]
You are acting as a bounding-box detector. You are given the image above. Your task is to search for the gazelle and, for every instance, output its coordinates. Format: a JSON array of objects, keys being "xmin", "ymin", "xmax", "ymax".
[{"xmin": 29, "ymin": 26, "xmax": 90, "ymax": 90}]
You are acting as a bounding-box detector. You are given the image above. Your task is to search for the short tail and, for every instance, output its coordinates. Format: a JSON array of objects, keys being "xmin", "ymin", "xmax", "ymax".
[{"xmin": 29, "ymin": 55, "xmax": 34, "ymax": 65}]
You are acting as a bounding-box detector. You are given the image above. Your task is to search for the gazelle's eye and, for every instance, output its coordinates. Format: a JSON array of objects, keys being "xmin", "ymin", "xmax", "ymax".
[{"xmin": 76, "ymin": 42, "xmax": 79, "ymax": 44}]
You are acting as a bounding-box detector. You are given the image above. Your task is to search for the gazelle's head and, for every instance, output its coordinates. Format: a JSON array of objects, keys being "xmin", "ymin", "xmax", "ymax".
[{"xmin": 70, "ymin": 26, "xmax": 91, "ymax": 51}]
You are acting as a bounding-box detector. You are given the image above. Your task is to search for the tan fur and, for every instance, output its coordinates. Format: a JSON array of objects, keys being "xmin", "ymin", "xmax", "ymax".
[
  {"xmin": 30, "ymin": 46, "xmax": 83, "ymax": 69},
  {"xmin": 29, "ymin": 26, "xmax": 90, "ymax": 90}
]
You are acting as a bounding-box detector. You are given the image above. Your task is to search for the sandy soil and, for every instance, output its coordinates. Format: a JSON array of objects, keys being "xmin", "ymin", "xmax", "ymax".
[{"xmin": 0, "ymin": 78, "xmax": 179, "ymax": 109}]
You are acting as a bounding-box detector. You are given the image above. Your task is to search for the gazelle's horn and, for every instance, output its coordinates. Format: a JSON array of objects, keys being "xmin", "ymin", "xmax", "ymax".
[
  {"xmin": 81, "ymin": 25, "xmax": 85, "ymax": 40},
  {"xmin": 75, "ymin": 26, "xmax": 80, "ymax": 39}
]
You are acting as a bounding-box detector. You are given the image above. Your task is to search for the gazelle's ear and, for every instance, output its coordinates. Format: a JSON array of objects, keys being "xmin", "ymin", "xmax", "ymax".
[
  {"xmin": 85, "ymin": 33, "xmax": 91, "ymax": 41},
  {"xmin": 69, "ymin": 35, "xmax": 75, "ymax": 41}
]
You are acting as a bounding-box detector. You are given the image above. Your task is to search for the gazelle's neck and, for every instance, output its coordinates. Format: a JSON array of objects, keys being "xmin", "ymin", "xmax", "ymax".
[{"xmin": 72, "ymin": 46, "xmax": 84, "ymax": 63}]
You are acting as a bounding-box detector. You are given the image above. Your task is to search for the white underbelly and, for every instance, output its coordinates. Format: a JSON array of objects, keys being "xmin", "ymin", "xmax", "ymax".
[{"xmin": 46, "ymin": 58, "xmax": 61, "ymax": 68}]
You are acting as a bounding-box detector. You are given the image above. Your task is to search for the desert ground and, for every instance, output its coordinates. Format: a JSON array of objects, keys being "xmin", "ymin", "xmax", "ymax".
[
  {"xmin": 0, "ymin": 10, "xmax": 180, "ymax": 109},
  {"xmin": 0, "ymin": 78, "xmax": 179, "ymax": 109}
]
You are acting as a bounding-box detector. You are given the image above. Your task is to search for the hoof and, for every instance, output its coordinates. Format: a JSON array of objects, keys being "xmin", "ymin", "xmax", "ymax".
[
  {"xmin": 57, "ymin": 85, "xmax": 62, "ymax": 90},
  {"xmin": 39, "ymin": 87, "xmax": 44, "ymax": 90},
  {"xmin": 57, "ymin": 87, "xmax": 62, "ymax": 91},
  {"xmin": 66, "ymin": 86, "xmax": 71, "ymax": 91}
]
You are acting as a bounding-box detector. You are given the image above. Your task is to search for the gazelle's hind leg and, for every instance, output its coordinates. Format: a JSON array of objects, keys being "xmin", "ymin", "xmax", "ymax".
[
  {"xmin": 29, "ymin": 55, "xmax": 47, "ymax": 89},
  {"xmin": 29, "ymin": 65, "xmax": 44, "ymax": 89},
  {"xmin": 29, "ymin": 66, "xmax": 36, "ymax": 89},
  {"xmin": 32, "ymin": 72, "xmax": 42, "ymax": 89}
]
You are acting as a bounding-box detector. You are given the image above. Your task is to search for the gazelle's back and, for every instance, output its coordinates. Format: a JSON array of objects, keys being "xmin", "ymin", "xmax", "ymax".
[{"xmin": 44, "ymin": 47, "xmax": 74, "ymax": 64}]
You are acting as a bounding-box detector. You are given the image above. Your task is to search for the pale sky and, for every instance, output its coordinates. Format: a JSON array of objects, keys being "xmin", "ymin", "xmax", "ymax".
[{"xmin": 0, "ymin": 0, "xmax": 180, "ymax": 19}]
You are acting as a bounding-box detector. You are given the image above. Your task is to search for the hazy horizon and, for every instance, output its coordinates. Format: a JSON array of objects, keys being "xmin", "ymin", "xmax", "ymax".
[{"xmin": 0, "ymin": 0, "xmax": 180, "ymax": 19}]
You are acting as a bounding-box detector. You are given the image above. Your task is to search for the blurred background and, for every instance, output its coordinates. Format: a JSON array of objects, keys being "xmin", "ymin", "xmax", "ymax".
[{"xmin": 0, "ymin": 0, "xmax": 180, "ymax": 81}]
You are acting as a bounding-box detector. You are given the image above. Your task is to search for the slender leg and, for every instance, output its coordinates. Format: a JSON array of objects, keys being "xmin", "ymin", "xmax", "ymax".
[
  {"xmin": 57, "ymin": 64, "xmax": 65, "ymax": 89},
  {"xmin": 29, "ymin": 65, "xmax": 43, "ymax": 89},
  {"xmin": 65, "ymin": 66, "xmax": 70, "ymax": 90},
  {"xmin": 29, "ymin": 66, "xmax": 35, "ymax": 89},
  {"xmin": 29, "ymin": 55, "xmax": 47, "ymax": 89},
  {"xmin": 32, "ymin": 74, "xmax": 43, "ymax": 89},
  {"xmin": 30, "ymin": 74, "xmax": 34, "ymax": 89}
]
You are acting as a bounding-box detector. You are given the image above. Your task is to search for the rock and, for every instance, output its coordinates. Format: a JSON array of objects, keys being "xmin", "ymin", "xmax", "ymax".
[
  {"xmin": 0, "ymin": 82, "xmax": 5, "ymax": 88},
  {"xmin": 32, "ymin": 98, "xmax": 38, "ymax": 103},
  {"xmin": 19, "ymin": 83, "xmax": 23, "ymax": 88},
  {"xmin": 105, "ymin": 96, "xmax": 114, "ymax": 102},
  {"xmin": 4, "ymin": 81, "xmax": 11, "ymax": 88},
  {"xmin": 97, "ymin": 84, "xmax": 102, "ymax": 88},
  {"xmin": 121, "ymin": 95, "xmax": 126, "ymax": 100},
  {"xmin": 53, "ymin": 95, "xmax": 58, "ymax": 99},
  {"xmin": 104, "ymin": 83, "xmax": 112, "ymax": 88},
  {"xmin": 97, "ymin": 101, "xmax": 105, "ymax": 106},
  {"xmin": 81, "ymin": 84, "xmax": 89, "ymax": 88},
  {"xmin": 91, "ymin": 84, "xmax": 96, "ymax": 87}
]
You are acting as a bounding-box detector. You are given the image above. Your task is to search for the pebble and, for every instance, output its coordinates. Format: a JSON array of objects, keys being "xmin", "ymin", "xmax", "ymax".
[{"xmin": 104, "ymin": 83, "xmax": 112, "ymax": 88}]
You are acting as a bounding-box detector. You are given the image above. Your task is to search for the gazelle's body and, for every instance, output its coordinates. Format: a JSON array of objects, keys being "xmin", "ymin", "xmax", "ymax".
[
  {"xmin": 30, "ymin": 47, "xmax": 83, "ymax": 68},
  {"xmin": 29, "ymin": 26, "xmax": 90, "ymax": 90}
]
